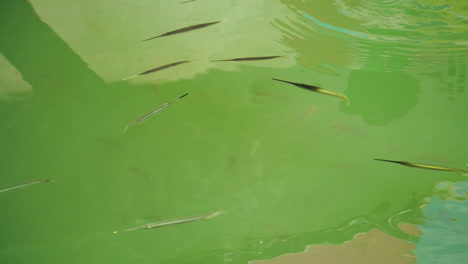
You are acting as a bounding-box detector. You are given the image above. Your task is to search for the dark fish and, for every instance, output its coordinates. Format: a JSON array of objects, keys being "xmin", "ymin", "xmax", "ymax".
[
  {"xmin": 375, "ymin": 159, "xmax": 468, "ymax": 173},
  {"xmin": 180, "ymin": 0, "xmax": 196, "ymax": 3},
  {"xmin": 123, "ymin": 60, "xmax": 191, "ymax": 80},
  {"xmin": 123, "ymin": 93, "xmax": 188, "ymax": 133},
  {"xmin": 211, "ymin": 56, "xmax": 283, "ymax": 62},
  {"xmin": 143, "ymin": 21, "xmax": 221, "ymax": 41},
  {"xmin": 113, "ymin": 210, "xmax": 225, "ymax": 233},
  {"xmin": 272, "ymin": 78, "xmax": 350, "ymax": 105}
]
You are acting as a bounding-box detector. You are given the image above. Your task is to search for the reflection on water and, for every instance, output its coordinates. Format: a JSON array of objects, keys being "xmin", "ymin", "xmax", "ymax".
[
  {"xmin": 28, "ymin": 0, "xmax": 295, "ymax": 83},
  {"xmin": 277, "ymin": 0, "xmax": 468, "ymax": 73},
  {"xmin": 414, "ymin": 182, "xmax": 468, "ymax": 264}
]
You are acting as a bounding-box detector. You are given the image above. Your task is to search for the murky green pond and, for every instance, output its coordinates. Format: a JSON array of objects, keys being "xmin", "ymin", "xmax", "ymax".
[{"xmin": 1, "ymin": 1, "xmax": 467, "ymax": 263}]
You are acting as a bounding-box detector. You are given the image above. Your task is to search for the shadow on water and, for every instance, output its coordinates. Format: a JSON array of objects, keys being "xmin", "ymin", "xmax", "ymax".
[
  {"xmin": 0, "ymin": 0, "xmax": 104, "ymax": 94},
  {"xmin": 343, "ymin": 71, "xmax": 419, "ymax": 126},
  {"xmin": 0, "ymin": 0, "xmax": 156, "ymax": 247}
]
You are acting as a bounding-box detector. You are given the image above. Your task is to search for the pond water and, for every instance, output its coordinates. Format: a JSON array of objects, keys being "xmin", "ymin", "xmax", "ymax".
[{"xmin": 0, "ymin": 1, "xmax": 467, "ymax": 263}]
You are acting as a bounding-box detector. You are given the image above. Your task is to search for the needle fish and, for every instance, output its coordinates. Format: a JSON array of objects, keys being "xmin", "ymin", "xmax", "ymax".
[
  {"xmin": 375, "ymin": 159, "xmax": 468, "ymax": 173},
  {"xmin": 113, "ymin": 210, "xmax": 225, "ymax": 233},
  {"xmin": 180, "ymin": 0, "xmax": 196, "ymax": 3},
  {"xmin": 0, "ymin": 179, "xmax": 54, "ymax": 194},
  {"xmin": 211, "ymin": 56, "xmax": 283, "ymax": 62},
  {"xmin": 143, "ymin": 21, "xmax": 222, "ymax": 41},
  {"xmin": 123, "ymin": 93, "xmax": 188, "ymax": 133},
  {"xmin": 123, "ymin": 60, "xmax": 191, "ymax": 80},
  {"xmin": 272, "ymin": 78, "xmax": 350, "ymax": 105}
]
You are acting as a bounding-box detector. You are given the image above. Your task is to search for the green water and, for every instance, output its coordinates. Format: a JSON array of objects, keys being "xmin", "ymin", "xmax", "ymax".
[{"xmin": 0, "ymin": 0, "xmax": 467, "ymax": 263}]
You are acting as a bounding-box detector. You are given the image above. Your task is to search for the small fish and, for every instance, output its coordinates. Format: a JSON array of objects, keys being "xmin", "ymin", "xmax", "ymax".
[
  {"xmin": 143, "ymin": 21, "xmax": 222, "ymax": 41},
  {"xmin": 123, "ymin": 60, "xmax": 191, "ymax": 80},
  {"xmin": 123, "ymin": 93, "xmax": 188, "ymax": 133},
  {"xmin": 180, "ymin": 0, "xmax": 196, "ymax": 3},
  {"xmin": 374, "ymin": 159, "xmax": 468, "ymax": 173},
  {"xmin": 211, "ymin": 56, "xmax": 283, "ymax": 62},
  {"xmin": 0, "ymin": 179, "xmax": 54, "ymax": 194},
  {"xmin": 272, "ymin": 78, "xmax": 350, "ymax": 105},
  {"xmin": 113, "ymin": 210, "xmax": 225, "ymax": 233}
]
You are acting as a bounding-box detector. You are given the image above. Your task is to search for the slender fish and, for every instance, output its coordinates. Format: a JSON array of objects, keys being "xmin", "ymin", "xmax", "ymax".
[
  {"xmin": 0, "ymin": 179, "xmax": 53, "ymax": 194},
  {"xmin": 375, "ymin": 159, "xmax": 468, "ymax": 173},
  {"xmin": 113, "ymin": 210, "xmax": 225, "ymax": 233},
  {"xmin": 180, "ymin": 0, "xmax": 196, "ymax": 3},
  {"xmin": 123, "ymin": 60, "xmax": 191, "ymax": 80},
  {"xmin": 272, "ymin": 78, "xmax": 350, "ymax": 105},
  {"xmin": 123, "ymin": 93, "xmax": 188, "ymax": 133},
  {"xmin": 143, "ymin": 21, "xmax": 222, "ymax": 41},
  {"xmin": 211, "ymin": 56, "xmax": 283, "ymax": 62}
]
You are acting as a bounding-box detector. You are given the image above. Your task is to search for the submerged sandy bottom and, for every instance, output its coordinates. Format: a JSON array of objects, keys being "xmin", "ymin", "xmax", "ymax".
[{"xmin": 250, "ymin": 224, "xmax": 421, "ymax": 264}]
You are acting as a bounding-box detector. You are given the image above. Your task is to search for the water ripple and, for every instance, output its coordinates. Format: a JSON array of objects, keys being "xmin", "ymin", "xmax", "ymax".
[{"xmin": 276, "ymin": 0, "xmax": 468, "ymax": 73}]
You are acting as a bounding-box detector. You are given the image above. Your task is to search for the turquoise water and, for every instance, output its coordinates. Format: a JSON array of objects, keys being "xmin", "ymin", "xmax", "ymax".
[
  {"xmin": 1, "ymin": 0, "xmax": 467, "ymax": 263},
  {"xmin": 415, "ymin": 183, "xmax": 468, "ymax": 264}
]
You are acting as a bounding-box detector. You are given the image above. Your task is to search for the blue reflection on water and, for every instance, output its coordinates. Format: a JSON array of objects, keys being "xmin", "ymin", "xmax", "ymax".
[
  {"xmin": 415, "ymin": 182, "xmax": 468, "ymax": 264},
  {"xmin": 302, "ymin": 13, "xmax": 368, "ymax": 39}
]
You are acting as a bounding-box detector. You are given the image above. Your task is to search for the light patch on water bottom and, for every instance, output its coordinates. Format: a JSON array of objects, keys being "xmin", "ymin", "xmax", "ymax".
[
  {"xmin": 0, "ymin": 53, "xmax": 33, "ymax": 101},
  {"xmin": 249, "ymin": 226, "xmax": 420, "ymax": 264},
  {"xmin": 433, "ymin": 181, "xmax": 468, "ymax": 201}
]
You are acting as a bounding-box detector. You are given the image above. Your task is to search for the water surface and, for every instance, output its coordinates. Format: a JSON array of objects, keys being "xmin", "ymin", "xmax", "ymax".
[{"xmin": 0, "ymin": 0, "xmax": 467, "ymax": 263}]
